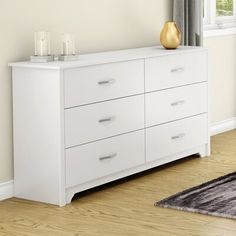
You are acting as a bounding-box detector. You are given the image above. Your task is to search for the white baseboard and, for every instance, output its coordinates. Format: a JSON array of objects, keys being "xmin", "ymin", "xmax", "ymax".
[
  {"xmin": 211, "ymin": 117, "xmax": 236, "ymax": 136},
  {"xmin": 0, "ymin": 180, "xmax": 14, "ymax": 201}
]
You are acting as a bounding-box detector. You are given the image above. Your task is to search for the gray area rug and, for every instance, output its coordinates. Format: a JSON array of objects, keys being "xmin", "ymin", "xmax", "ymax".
[{"xmin": 155, "ymin": 172, "xmax": 236, "ymax": 219}]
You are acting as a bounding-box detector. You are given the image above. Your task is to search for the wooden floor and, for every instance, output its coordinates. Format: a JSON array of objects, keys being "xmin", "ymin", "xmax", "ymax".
[{"xmin": 1, "ymin": 130, "xmax": 236, "ymax": 236}]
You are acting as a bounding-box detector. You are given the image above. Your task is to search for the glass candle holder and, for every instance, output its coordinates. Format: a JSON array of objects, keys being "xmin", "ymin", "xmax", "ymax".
[
  {"xmin": 61, "ymin": 34, "xmax": 75, "ymax": 56},
  {"xmin": 34, "ymin": 31, "xmax": 51, "ymax": 56}
]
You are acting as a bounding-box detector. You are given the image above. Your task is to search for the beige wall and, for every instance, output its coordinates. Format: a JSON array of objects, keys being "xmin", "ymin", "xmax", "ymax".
[
  {"xmin": 0, "ymin": 0, "xmax": 171, "ymax": 183},
  {"xmin": 1, "ymin": 0, "xmax": 236, "ymax": 184},
  {"xmin": 204, "ymin": 36, "xmax": 236, "ymax": 123}
]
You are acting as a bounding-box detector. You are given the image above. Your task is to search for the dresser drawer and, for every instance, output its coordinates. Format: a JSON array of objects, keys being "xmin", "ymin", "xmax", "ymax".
[
  {"xmin": 66, "ymin": 130, "xmax": 145, "ymax": 188},
  {"xmin": 146, "ymin": 114, "xmax": 208, "ymax": 162},
  {"xmin": 146, "ymin": 83, "xmax": 207, "ymax": 127},
  {"xmin": 64, "ymin": 60, "xmax": 144, "ymax": 108},
  {"xmin": 145, "ymin": 51, "xmax": 207, "ymax": 92},
  {"xmin": 65, "ymin": 95, "xmax": 144, "ymax": 148}
]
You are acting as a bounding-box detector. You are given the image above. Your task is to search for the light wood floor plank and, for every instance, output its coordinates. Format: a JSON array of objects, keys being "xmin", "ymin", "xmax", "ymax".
[{"xmin": 0, "ymin": 130, "xmax": 236, "ymax": 235}]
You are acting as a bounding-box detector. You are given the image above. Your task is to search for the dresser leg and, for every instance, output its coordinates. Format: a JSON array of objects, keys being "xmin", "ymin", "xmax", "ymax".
[
  {"xmin": 198, "ymin": 144, "xmax": 211, "ymax": 158},
  {"xmin": 66, "ymin": 191, "xmax": 75, "ymax": 204}
]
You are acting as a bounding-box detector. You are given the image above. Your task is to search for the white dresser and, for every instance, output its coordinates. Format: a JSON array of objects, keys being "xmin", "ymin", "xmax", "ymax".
[{"xmin": 10, "ymin": 46, "xmax": 210, "ymax": 206}]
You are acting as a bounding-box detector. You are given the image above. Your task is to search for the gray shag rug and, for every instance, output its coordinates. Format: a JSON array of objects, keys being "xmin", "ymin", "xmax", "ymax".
[{"xmin": 155, "ymin": 172, "xmax": 236, "ymax": 219}]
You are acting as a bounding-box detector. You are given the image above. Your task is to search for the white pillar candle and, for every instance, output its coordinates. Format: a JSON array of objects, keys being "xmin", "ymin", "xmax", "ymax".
[
  {"xmin": 61, "ymin": 34, "xmax": 75, "ymax": 56},
  {"xmin": 37, "ymin": 38, "xmax": 47, "ymax": 56}
]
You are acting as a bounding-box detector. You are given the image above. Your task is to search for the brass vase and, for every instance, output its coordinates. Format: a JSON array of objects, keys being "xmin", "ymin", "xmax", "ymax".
[{"xmin": 160, "ymin": 21, "xmax": 181, "ymax": 49}]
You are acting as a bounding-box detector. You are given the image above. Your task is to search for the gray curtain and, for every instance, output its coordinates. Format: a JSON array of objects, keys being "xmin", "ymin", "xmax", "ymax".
[{"xmin": 173, "ymin": 0, "xmax": 203, "ymax": 46}]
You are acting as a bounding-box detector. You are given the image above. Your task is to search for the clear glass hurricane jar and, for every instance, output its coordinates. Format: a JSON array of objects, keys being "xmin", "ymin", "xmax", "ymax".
[{"xmin": 34, "ymin": 31, "xmax": 51, "ymax": 56}]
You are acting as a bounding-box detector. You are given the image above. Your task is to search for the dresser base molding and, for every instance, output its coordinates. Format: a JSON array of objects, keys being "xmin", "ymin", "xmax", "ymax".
[
  {"xmin": 65, "ymin": 144, "xmax": 209, "ymax": 205},
  {"xmin": 0, "ymin": 144, "xmax": 210, "ymax": 204}
]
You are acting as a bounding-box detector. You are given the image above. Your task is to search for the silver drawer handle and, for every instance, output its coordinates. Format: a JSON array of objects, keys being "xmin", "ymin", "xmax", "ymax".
[
  {"xmin": 98, "ymin": 116, "xmax": 115, "ymax": 123},
  {"xmin": 99, "ymin": 153, "xmax": 117, "ymax": 161},
  {"xmin": 171, "ymin": 100, "xmax": 185, "ymax": 106},
  {"xmin": 98, "ymin": 79, "xmax": 116, "ymax": 85},
  {"xmin": 171, "ymin": 133, "xmax": 186, "ymax": 140},
  {"xmin": 170, "ymin": 67, "xmax": 184, "ymax": 73}
]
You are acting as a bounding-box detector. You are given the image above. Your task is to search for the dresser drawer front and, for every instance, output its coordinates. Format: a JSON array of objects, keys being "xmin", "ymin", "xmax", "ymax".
[
  {"xmin": 65, "ymin": 95, "xmax": 144, "ymax": 148},
  {"xmin": 146, "ymin": 83, "xmax": 207, "ymax": 127},
  {"xmin": 146, "ymin": 114, "xmax": 208, "ymax": 162},
  {"xmin": 64, "ymin": 60, "xmax": 144, "ymax": 108},
  {"xmin": 145, "ymin": 51, "xmax": 207, "ymax": 92},
  {"xmin": 66, "ymin": 130, "xmax": 145, "ymax": 188}
]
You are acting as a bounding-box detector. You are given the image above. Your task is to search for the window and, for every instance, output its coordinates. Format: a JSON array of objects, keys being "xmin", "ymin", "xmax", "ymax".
[
  {"xmin": 204, "ymin": 0, "xmax": 236, "ymax": 30},
  {"xmin": 217, "ymin": 0, "xmax": 233, "ymax": 17}
]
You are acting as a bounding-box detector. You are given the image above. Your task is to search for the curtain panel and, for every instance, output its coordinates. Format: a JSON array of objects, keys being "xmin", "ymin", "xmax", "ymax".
[{"xmin": 173, "ymin": 0, "xmax": 203, "ymax": 46}]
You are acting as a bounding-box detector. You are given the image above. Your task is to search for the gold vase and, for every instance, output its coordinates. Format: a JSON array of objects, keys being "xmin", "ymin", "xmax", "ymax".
[{"xmin": 160, "ymin": 21, "xmax": 181, "ymax": 49}]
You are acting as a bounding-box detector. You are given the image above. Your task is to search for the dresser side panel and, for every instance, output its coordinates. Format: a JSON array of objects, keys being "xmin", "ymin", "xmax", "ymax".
[{"xmin": 12, "ymin": 67, "xmax": 64, "ymax": 205}]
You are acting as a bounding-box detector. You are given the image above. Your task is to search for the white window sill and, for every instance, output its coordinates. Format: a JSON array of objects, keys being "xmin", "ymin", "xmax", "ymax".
[{"xmin": 204, "ymin": 26, "xmax": 236, "ymax": 38}]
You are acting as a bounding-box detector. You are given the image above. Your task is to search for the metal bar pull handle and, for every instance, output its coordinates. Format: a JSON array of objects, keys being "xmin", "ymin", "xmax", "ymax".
[
  {"xmin": 171, "ymin": 133, "xmax": 186, "ymax": 140},
  {"xmin": 98, "ymin": 79, "xmax": 116, "ymax": 85},
  {"xmin": 98, "ymin": 116, "xmax": 115, "ymax": 123},
  {"xmin": 99, "ymin": 153, "xmax": 117, "ymax": 161},
  {"xmin": 171, "ymin": 100, "xmax": 186, "ymax": 106},
  {"xmin": 170, "ymin": 67, "xmax": 184, "ymax": 73}
]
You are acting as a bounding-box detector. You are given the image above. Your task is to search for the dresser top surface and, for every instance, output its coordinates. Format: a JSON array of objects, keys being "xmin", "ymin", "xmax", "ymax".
[{"xmin": 9, "ymin": 45, "xmax": 207, "ymax": 70}]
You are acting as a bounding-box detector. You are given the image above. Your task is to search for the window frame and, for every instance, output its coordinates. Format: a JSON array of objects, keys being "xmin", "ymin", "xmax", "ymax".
[{"xmin": 204, "ymin": 0, "xmax": 236, "ymax": 31}]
